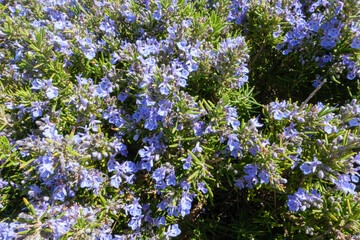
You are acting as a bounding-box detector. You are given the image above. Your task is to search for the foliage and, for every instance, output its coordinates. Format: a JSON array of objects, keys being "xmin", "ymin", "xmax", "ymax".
[{"xmin": 0, "ymin": 0, "xmax": 360, "ymax": 239}]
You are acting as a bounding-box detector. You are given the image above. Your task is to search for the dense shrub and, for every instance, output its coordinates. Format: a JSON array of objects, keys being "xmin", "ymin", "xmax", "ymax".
[{"xmin": 0, "ymin": 0, "xmax": 360, "ymax": 239}]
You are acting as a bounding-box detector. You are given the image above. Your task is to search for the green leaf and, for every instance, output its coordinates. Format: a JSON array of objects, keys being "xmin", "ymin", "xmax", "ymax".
[{"xmin": 23, "ymin": 198, "xmax": 36, "ymax": 216}]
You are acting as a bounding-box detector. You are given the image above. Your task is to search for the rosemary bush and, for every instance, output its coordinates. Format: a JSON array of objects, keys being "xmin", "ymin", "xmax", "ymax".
[{"xmin": 0, "ymin": 0, "xmax": 360, "ymax": 239}]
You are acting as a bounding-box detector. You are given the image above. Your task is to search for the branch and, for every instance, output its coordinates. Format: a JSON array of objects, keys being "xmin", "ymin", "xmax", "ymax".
[{"xmin": 298, "ymin": 79, "xmax": 327, "ymax": 112}]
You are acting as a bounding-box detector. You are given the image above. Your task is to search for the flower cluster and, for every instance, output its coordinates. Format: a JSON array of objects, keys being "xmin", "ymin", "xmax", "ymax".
[{"xmin": 287, "ymin": 188, "xmax": 323, "ymax": 212}]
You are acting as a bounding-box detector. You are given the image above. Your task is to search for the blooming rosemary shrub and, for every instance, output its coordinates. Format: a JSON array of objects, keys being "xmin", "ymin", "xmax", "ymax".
[{"xmin": 0, "ymin": 0, "xmax": 359, "ymax": 239}]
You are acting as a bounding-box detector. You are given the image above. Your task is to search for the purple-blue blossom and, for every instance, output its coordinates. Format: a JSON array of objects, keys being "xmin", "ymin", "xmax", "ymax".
[
  {"xmin": 181, "ymin": 154, "xmax": 192, "ymax": 170},
  {"xmin": 351, "ymin": 35, "xmax": 360, "ymax": 49},
  {"xmin": 38, "ymin": 155, "xmax": 54, "ymax": 179},
  {"xmin": 349, "ymin": 118, "xmax": 360, "ymax": 127},
  {"xmin": 331, "ymin": 174, "xmax": 357, "ymax": 194},
  {"xmin": 300, "ymin": 157, "xmax": 322, "ymax": 175},
  {"xmin": 197, "ymin": 182, "xmax": 208, "ymax": 194},
  {"xmin": 243, "ymin": 164, "xmax": 259, "ymax": 188},
  {"xmin": 287, "ymin": 188, "xmax": 323, "ymax": 212},
  {"xmin": 164, "ymin": 224, "xmax": 181, "ymax": 239}
]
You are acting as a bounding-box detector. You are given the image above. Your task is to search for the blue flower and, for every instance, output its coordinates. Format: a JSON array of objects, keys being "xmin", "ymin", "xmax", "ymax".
[
  {"xmin": 46, "ymin": 87, "xmax": 58, "ymax": 99},
  {"xmin": 78, "ymin": 97, "xmax": 88, "ymax": 111},
  {"xmin": 273, "ymin": 25, "xmax": 282, "ymax": 38},
  {"xmin": 227, "ymin": 134, "xmax": 239, "ymax": 152},
  {"xmin": 258, "ymin": 170, "xmax": 270, "ymax": 184},
  {"xmin": 177, "ymin": 39, "xmax": 188, "ymax": 52},
  {"xmin": 31, "ymin": 102, "xmax": 44, "ymax": 118},
  {"xmin": 347, "ymin": 70, "xmax": 356, "ymax": 80},
  {"xmin": 154, "ymin": 216, "xmax": 166, "ymax": 228},
  {"xmin": 191, "ymin": 142, "xmax": 203, "ymax": 153},
  {"xmin": 167, "ymin": 204, "xmax": 179, "ymax": 217},
  {"xmin": 157, "ymin": 200, "xmax": 168, "ymax": 211},
  {"xmin": 125, "ymin": 198, "xmax": 142, "ymax": 217},
  {"xmin": 153, "ymin": 10, "xmax": 162, "ymax": 20},
  {"xmin": 270, "ymin": 100, "xmax": 289, "ymax": 120},
  {"xmin": 166, "ymin": 170, "xmax": 176, "ymax": 186},
  {"xmin": 320, "ymin": 34, "xmax": 337, "ymax": 49},
  {"xmin": 243, "ymin": 164, "xmax": 259, "ymax": 188},
  {"xmin": 128, "ymin": 216, "xmax": 143, "ymax": 230},
  {"xmin": 287, "ymin": 195, "xmax": 301, "ymax": 212},
  {"xmin": 349, "ymin": 118, "xmax": 360, "ymax": 127},
  {"xmin": 99, "ymin": 16, "xmax": 116, "ymax": 35},
  {"xmin": 312, "ymin": 75, "xmax": 322, "ymax": 87},
  {"xmin": 197, "ymin": 182, "xmax": 208, "ymax": 194},
  {"xmin": 234, "ymin": 178, "xmax": 244, "ymax": 189},
  {"xmin": 182, "ymin": 20, "xmax": 191, "ymax": 28},
  {"xmin": 181, "ymin": 154, "xmax": 192, "ymax": 170},
  {"xmin": 284, "ymin": 122, "xmax": 298, "ymax": 139},
  {"xmin": 53, "ymin": 185, "xmax": 67, "ymax": 202},
  {"xmin": 193, "ymin": 121, "xmax": 204, "ymax": 136},
  {"xmin": 351, "ymin": 35, "xmax": 360, "ymax": 49},
  {"xmin": 117, "ymin": 91, "xmax": 128, "ymax": 102},
  {"xmin": 38, "ymin": 156, "xmax": 54, "ymax": 179},
  {"xmin": 121, "ymin": 161, "xmax": 137, "ymax": 173},
  {"xmin": 300, "ymin": 157, "xmax": 321, "ymax": 175},
  {"xmin": 180, "ymin": 181, "xmax": 191, "ymax": 191},
  {"xmin": 331, "ymin": 175, "xmax": 356, "ymax": 194},
  {"xmin": 159, "ymin": 78, "xmax": 171, "ymax": 95},
  {"xmin": 152, "ymin": 167, "xmax": 167, "ymax": 182},
  {"xmin": 31, "ymin": 79, "xmax": 46, "ymax": 90},
  {"xmin": 94, "ymin": 77, "xmax": 114, "ymax": 98},
  {"xmin": 110, "ymin": 173, "xmax": 122, "ymax": 188},
  {"xmin": 138, "ymin": 43, "xmax": 153, "ymax": 57},
  {"xmin": 164, "ymin": 224, "xmax": 181, "ymax": 238},
  {"xmin": 0, "ymin": 179, "xmax": 8, "ymax": 189},
  {"xmin": 227, "ymin": 133, "xmax": 241, "ymax": 158},
  {"xmin": 180, "ymin": 192, "xmax": 193, "ymax": 217},
  {"xmin": 248, "ymin": 117, "xmax": 263, "ymax": 128},
  {"xmin": 225, "ymin": 106, "xmax": 240, "ymax": 130},
  {"xmin": 144, "ymin": 114, "xmax": 158, "ymax": 131}
]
